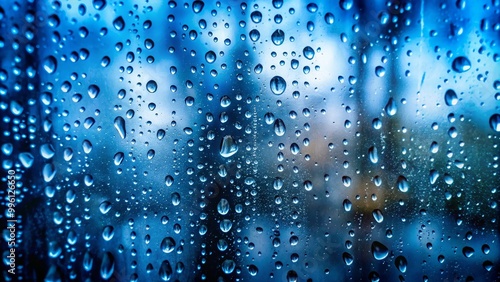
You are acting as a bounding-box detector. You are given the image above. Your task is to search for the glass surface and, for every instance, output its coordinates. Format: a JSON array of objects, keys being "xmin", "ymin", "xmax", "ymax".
[{"xmin": 1, "ymin": 0, "xmax": 499, "ymax": 281}]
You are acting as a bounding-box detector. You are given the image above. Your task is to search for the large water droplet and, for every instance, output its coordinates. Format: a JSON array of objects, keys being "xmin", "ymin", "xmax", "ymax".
[
  {"xmin": 397, "ymin": 175, "xmax": 409, "ymax": 192},
  {"xmin": 217, "ymin": 198, "xmax": 230, "ymax": 215},
  {"xmin": 274, "ymin": 118, "xmax": 286, "ymax": 136},
  {"xmin": 159, "ymin": 260, "xmax": 173, "ymax": 281},
  {"xmin": 146, "ymin": 80, "xmax": 157, "ymax": 93},
  {"xmin": 43, "ymin": 56, "xmax": 57, "ymax": 74},
  {"xmin": 113, "ymin": 16, "xmax": 125, "ymax": 31},
  {"xmin": 385, "ymin": 97, "xmax": 397, "ymax": 116},
  {"xmin": 324, "ymin": 12, "xmax": 335, "ymax": 24},
  {"xmin": 251, "ymin": 11, "xmax": 262, "ymax": 23},
  {"xmin": 220, "ymin": 135, "xmax": 238, "ymax": 158},
  {"xmin": 444, "ymin": 89, "xmax": 458, "ymax": 106},
  {"xmin": 205, "ymin": 51, "xmax": 216, "ymax": 63},
  {"xmin": 489, "ymin": 113, "xmax": 500, "ymax": 132},
  {"xmin": 270, "ymin": 76, "xmax": 286, "ymax": 95},
  {"xmin": 114, "ymin": 116, "xmax": 126, "ymax": 139},
  {"xmin": 100, "ymin": 252, "xmax": 115, "ymax": 279},
  {"xmin": 452, "ymin": 56, "xmax": 471, "ymax": 73},
  {"xmin": 303, "ymin": 46, "xmax": 315, "ymax": 60},
  {"xmin": 342, "ymin": 252, "xmax": 354, "ymax": 265},
  {"xmin": 271, "ymin": 29, "xmax": 285, "ymax": 46},
  {"xmin": 368, "ymin": 146, "xmax": 378, "ymax": 164},
  {"xmin": 371, "ymin": 241, "xmax": 389, "ymax": 260},
  {"xmin": 220, "ymin": 219, "xmax": 232, "ymax": 232},
  {"xmin": 88, "ymin": 84, "xmax": 100, "ymax": 99},
  {"xmin": 221, "ymin": 260, "xmax": 236, "ymax": 274},
  {"xmin": 462, "ymin": 246, "xmax": 474, "ymax": 257},
  {"xmin": 395, "ymin": 255, "xmax": 407, "ymax": 273},
  {"xmin": 192, "ymin": 0, "xmax": 205, "ymax": 13},
  {"xmin": 99, "ymin": 201, "xmax": 112, "ymax": 214},
  {"xmin": 161, "ymin": 237, "xmax": 176, "ymax": 253},
  {"xmin": 102, "ymin": 225, "xmax": 114, "ymax": 241},
  {"xmin": 372, "ymin": 209, "xmax": 384, "ymax": 223}
]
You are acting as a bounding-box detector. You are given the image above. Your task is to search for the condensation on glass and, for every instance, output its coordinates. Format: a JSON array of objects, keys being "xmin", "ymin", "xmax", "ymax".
[{"xmin": 1, "ymin": 0, "xmax": 499, "ymax": 281}]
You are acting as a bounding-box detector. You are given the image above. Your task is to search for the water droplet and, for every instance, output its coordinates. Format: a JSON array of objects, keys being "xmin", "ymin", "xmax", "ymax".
[
  {"xmin": 88, "ymin": 84, "xmax": 100, "ymax": 99},
  {"xmin": 93, "ymin": 0, "xmax": 106, "ymax": 10},
  {"xmin": 445, "ymin": 89, "xmax": 458, "ymax": 106},
  {"xmin": 192, "ymin": 0, "xmax": 205, "ymax": 13},
  {"xmin": 159, "ymin": 260, "xmax": 173, "ymax": 281},
  {"xmin": 368, "ymin": 146, "xmax": 378, "ymax": 164},
  {"xmin": 340, "ymin": 0, "xmax": 354, "ymax": 10},
  {"xmin": 161, "ymin": 237, "xmax": 176, "ymax": 253},
  {"xmin": 43, "ymin": 163, "xmax": 56, "ymax": 182},
  {"xmin": 99, "ymin": 201, "xmax": 112, "ymax": 214},
  {"xmin": 100, "ymin": 252, "xmax": 115, "ymax": 279},
  {"xmin": 112, "ymin": 16, "xmax": 125, "ymax": 31},
  {"xmin": 385, "ymin": 97, "xmax": 397, "ymax": 116},
  {"xmin": 43, "ymin": 56, "xmax": 57, "ymax": 74},
  {"xmin": 217, "ymin": 198, "xmax": 230, "ymax": 215},
  {"xmin": 371, "ymin": 241, "xmax": 389, "ymax": 260},
  {"xmin": 342, "ymin": 176, "xmax": 352, "ymax": 187},
  {"xmin": 114, "ymin": 116, "xmax": 126, "ymax": 139},
  {"xmin": 271, "ymin": 29, "xmax": 285, "ymax": 46},
  {"xmin": 220, "ymin": 219, "xmax": 232, "ymax": 232},
  {"xmin": 372, "ymin": 209, "xmax": 384, "ymax": 223},
  {"xmin": 303, "ymin": 46, "xmax": 315, "ymax": 60},
  {"xmin": 303, "ymin": 180, "xmax": 313, "ymax": 191},
  {"xmin": 102, "ymin": 225, "xmax": 114, "ymax": 241},
  {"xmin": 146, "ymin": 80, "xmax": 157, "ymax": 93},
  {"xmin": 489, "ymin": 113, "xmax": 500, "ymax": 132},
  {"xmin": 342, "ymin": 252, "xmax": 354, "ymax": 265},
  {"xmin": 18, "ymin": 152, "xmax": 34, "ymax": 168},
  {"xmin": 452, "ymin": 56, "xmax": 471, "ymax": 73},
  {"xmin": 286, "ymin": 270, "xmax": 298, "ymax": 282},
  {"xmin": 251, "ymin": 11, "xmax": 262, "ymax": 23},
  {"xmin": 249, "ymin": 29, "xmax": 260, "ymax": 42},
  {"xmin": 274, "ymin": 118, "xmax": 286, "ymax": 136},
  {"xmin": 290, "ymin": 143, "xmax": 300, "ymax": 155},
  {"xmin": 165, "ymin": 175, "xmax": 174, "ymax": 187},
  {"xmin": 325, "ymin": 12, "xmax": 335, "ymax": 24},
  {"xmin": 375, "ymin": 66, "xmax": 386, "ymax": 77},
  {"xmin": 462, "ymin": 246, "xmax": 474, "ymax": 258},
  {"xmin": 221, "ymin": 260, "xmax": 236, "ymax": 274},
  {"xmin": 270, "ymin": 76, "xmax": 286, "ymax": 95},
  {"xmin": 429, "ymin": 169, "xmax": 439, "ymax": 184},
  {"xmin": 395, "ymin": 256, "xmax": 407, "ymax": 273},
  {"xmin": 205, "ymin": 51, "xmax": 216, "ymax": 63},
  {"xmin": 397, "ymin": 175, "xmax": 409, "ymax": 192},
  {"xmin": 220, "ymin": 135, "xmax": 238, "ymax": 158},
  {"xmin": 343, "ymin": 199, "xmax": 352, "ymax": 212}
]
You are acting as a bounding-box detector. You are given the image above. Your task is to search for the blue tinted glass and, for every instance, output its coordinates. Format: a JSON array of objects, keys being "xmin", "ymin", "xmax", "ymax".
[{"xmin": 1, "ymin": 0, "xmax": 499, "ymax": 281}]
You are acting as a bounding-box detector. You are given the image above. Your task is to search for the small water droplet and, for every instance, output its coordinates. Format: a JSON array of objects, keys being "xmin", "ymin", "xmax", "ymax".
[{"xmin": 274, "ymin": 118, "xmax": 286, "ymax": 136}]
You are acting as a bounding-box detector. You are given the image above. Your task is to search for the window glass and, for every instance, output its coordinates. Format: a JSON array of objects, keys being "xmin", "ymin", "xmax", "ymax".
[{"xmin": 1, "ymin": 0, "xmax": 499, "ymax": 281}]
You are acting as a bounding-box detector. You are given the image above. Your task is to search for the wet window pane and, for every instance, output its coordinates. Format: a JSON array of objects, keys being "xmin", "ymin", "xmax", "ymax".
[{"xmin": 1, "ymin": 0, "xmax": 499, "ymax": 281}]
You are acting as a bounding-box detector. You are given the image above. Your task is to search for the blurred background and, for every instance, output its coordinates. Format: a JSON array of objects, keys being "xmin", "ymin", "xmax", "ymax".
[{"xmin": 1, "ymin": 0, "xmax": 499, "ymax": 281}]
